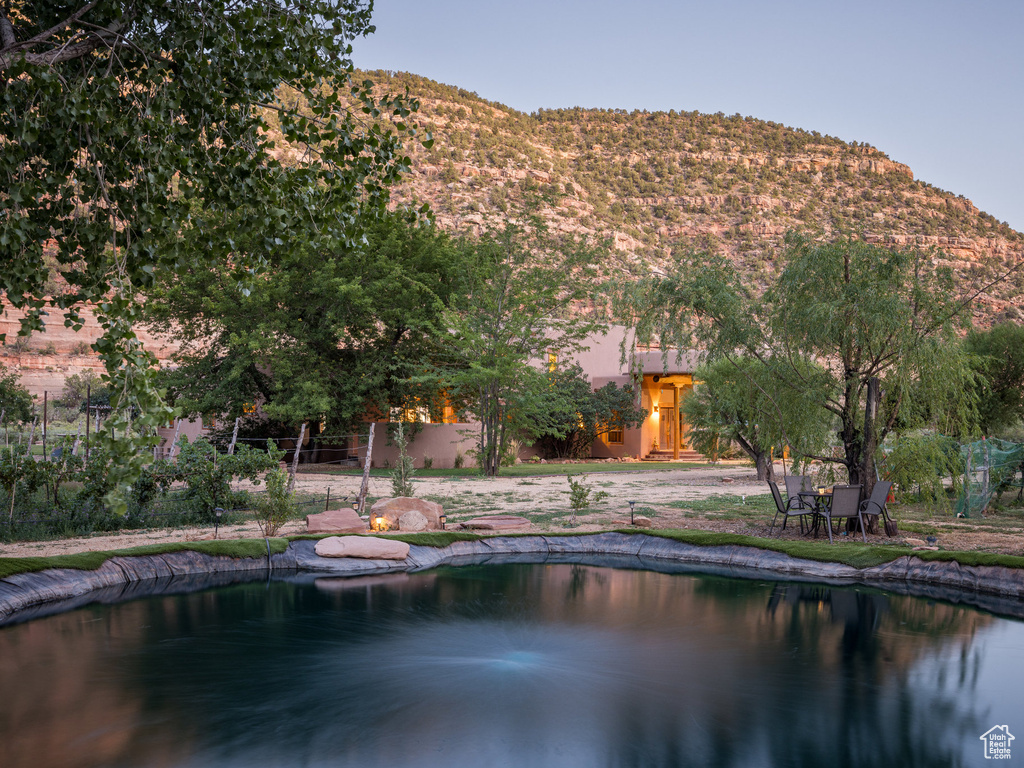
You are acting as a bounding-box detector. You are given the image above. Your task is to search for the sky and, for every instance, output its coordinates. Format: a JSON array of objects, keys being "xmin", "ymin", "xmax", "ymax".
[{"xmin": 352, "ymin": 0, "xmax": 1024, "ymax": 233}]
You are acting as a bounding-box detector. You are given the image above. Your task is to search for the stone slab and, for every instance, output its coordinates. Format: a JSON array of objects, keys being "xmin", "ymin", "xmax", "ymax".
[
  {"xmin": 314, "ymin": 536, "xmax": 411, "ymax": 560},
  {"xmin": 306, "ymin": 509, "xmax": 367, "ymax": 534}
]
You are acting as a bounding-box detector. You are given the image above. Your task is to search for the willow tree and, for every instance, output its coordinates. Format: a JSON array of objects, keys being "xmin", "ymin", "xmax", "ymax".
[
  {"xmin": 683, "ymin": 356, "xmax": 832, "ymax": 481},
  {"xmin": 0, "ymin": 1, "xmax": 425, "ymax": 506},
  {"xmin": 621, "ymin": 236, "xmax": 982, "ymax": 499}
]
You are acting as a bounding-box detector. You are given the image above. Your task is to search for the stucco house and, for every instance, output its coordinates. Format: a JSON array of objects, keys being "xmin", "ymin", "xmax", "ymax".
[
  {"xmin": 371, "ymin": 325, "xmax": 704, "ymax": 468},
  {"xmin": 156, "ymin": 326, "xmax": 705, "ymax": 468}
]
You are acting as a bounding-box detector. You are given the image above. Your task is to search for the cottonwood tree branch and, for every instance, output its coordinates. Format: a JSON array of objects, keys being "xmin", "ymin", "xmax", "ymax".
[{"xmin": 0, "ymin": 3, "xmax": 132, "ymax": 70}]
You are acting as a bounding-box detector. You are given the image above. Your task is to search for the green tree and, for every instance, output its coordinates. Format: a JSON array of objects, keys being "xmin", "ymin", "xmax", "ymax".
[
  {"xmin": 1, "ymin": 1, "xmax": 425, "ymax": 507},
  {"xmin": 534, "ymin": 363, "xmax": 647, "ymax": 459},
  {"xmin": 0, "ymin": 364, "xmax": 33, "ymax": 424},
  {"xmin": 57, "ymin": 370, "xmax": 112, "ymax": 412},
  {"xmin": 441, "ymin": 215, "xmax": 605, "ymax": 477},
  {"xmin": 965, "ymin": 322, "xmax": 1024, "ymax": 435},
  {"xmin": 682, "ymin": 356, "xmax": 832, "ymax": 480},
  {"xmin": 144, "ymin": 212, "xmax": 463, "ymax": 438},
  {"xmin": 621, "ymin": 236, "xmax": 980, "ymax": 500}
]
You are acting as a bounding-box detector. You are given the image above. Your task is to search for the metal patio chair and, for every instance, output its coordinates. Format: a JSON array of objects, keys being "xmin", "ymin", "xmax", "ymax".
[
  {"xmin": 858, "ymin": 480, "xmax": 897, "ymax": 537},
  {"xmin": 768, "ymin": 480, "xmax": 816, "ymax": 537},
  {"xmin": 822, "ymin": 484, "xmax": 863, "ymax": 544},
  {"xmin": 784, "ymin": 475, "xmax": 813, "ymax": 511}
]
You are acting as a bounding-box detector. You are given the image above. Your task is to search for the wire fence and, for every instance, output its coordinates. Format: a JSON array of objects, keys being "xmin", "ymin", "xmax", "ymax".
[{"xmin": 1, "ymin": 488, "xmax": 359, "ymax": 542}]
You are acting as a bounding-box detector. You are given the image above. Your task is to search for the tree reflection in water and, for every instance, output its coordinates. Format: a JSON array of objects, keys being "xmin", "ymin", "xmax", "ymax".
[{"xmin": 0, "ymin": 564, "xmax": 1016, "ymax": 768}]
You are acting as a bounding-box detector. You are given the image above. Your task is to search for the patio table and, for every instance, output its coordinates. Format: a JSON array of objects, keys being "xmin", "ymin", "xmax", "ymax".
[{"xmin": 798, "ymin": 490, "xmax": 832, "ymax": 538}]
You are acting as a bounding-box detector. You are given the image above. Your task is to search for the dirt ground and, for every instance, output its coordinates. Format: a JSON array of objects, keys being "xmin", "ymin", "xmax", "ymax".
[{"xmin": 3, "ymin": 462, "xmax": 1023, "ymax": 558}]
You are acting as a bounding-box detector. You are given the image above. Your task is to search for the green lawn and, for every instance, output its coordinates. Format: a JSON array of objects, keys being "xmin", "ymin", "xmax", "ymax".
[{"xmin": 299, "ymin": 461, "xmax": 713, "ymax": 479}]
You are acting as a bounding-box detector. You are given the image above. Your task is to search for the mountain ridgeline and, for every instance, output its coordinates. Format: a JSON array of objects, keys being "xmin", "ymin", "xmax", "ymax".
[{"xmin": 359, "ymin": 70, "xmax": 1023, "ymax": 324}]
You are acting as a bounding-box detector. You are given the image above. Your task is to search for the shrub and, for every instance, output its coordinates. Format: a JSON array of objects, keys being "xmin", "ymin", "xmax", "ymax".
[
  {"xmin": 251, "ymin": 469, "xmax": 295, "ymax": 537},
  {"xmin": 566, "ymin": 473, "xmax": 609, "ymax": 526}
]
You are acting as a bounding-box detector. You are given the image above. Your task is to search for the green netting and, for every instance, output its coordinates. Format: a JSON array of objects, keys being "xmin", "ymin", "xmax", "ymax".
[{"xmin": 956, "ymin": 438, "xmax": 1024, "ymax": 517}]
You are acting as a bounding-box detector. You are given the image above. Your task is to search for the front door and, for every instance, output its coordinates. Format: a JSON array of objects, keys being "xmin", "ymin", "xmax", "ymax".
[{"xmin": 659, "ymin": 406, "xmax": 675, "ymax": 452}]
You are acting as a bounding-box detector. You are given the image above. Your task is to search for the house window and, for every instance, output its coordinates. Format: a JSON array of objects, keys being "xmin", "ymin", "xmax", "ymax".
[{"xmin": 605, "ymin": 427, "xmax": 624, "ymax": 445}]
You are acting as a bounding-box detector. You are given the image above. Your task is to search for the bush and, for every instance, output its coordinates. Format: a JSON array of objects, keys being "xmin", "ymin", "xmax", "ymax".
[
  {"xmin": 164, "ymin": 437, "xmax": 284, "ymax": 521},
  {"xmin": 251, "ymin": 469, "xmax": 295, "ymax": 537}
]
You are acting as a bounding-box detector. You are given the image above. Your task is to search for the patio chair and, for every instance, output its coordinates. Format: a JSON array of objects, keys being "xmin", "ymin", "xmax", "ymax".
[
  {"xmin": 858, "ymin": 480, "xmax": 896, "ymax": 537},
  {"xmin": 784, "ymin": 475, "xmax": 814, "ymax": 510},
  {"xmin": 821, "ymin": 484, "xmax": 863, "ymax": 544},
  {"xmin": 768, "ymin": 480, "xmax": 816, "ymax": 537}
]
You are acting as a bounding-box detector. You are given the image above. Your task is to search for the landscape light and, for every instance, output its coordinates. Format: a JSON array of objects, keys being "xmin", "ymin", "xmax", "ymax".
[
  {"xmin": 439, "ymin": 513, "xmax": 447, "ymax": 531},
  {"xmin": 628, "ymin": 500, "xmax": 636, "ymax": 525},
  {"xmin": 374, "ymin": 515, "xmax": 386, "ymax": 532},
  {"xmin": 214, "ymin": 507, "xmax": 224, "ymax": 539}
]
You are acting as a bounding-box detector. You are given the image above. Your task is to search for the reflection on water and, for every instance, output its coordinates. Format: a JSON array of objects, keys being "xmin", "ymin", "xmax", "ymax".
[{"xmin": 1, "ymin": 564, "xmax": 1021, "ymax": 767}]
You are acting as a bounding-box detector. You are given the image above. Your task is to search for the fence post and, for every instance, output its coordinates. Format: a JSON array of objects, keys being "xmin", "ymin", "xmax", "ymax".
[
  {"xmin": 358, "ymin": 423, "xmax": 375, "ymax": 516},
  {"xmin": 287, "ymin": 422, "xmax": 306, "ymax": 493},
  {"xmin": 228, "ymin": 416, "xmax": 240, "ymax": 455}
]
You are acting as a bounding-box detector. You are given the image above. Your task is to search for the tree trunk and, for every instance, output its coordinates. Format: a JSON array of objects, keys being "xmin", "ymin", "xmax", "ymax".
[
  {"xmin": 754, "ymin": 451, "xmax": 774, "ymax": 482},
  {"xmin": 856, "ymin": 377, "xmax": 881, "ymax": 534}
]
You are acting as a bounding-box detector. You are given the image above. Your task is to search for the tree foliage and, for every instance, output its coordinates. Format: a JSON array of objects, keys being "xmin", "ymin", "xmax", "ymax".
[
  {"xmin": 682, "ymin": 356, "xmax": 831, "ymax": 480},
  {"xmin": 441, "ymin": 212, "xmax": 605, "ymax": 476},
  {"xmin": 965, "ymin": 322, "xmax": 1024, "ymax": 435},
  {"xmin": 534, "ymin": 363, "xmax": 646, "ymax": 460},
  {"xmin": 145, "ymin": 212, "xmax": 462, "ymax": 435},
  {"xmin": 620, "ymin": 236, "xmax": 979, "ymax": 498},
  {"xmin": 1, "ymin": 1, "xmax": 425, "ymax": 508},
  {"xmin": 0, "ymin": 364, "xmax": 33, "ymax": 423}
]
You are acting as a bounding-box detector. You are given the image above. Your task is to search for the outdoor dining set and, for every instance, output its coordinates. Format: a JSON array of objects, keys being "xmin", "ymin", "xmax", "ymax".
[{"xmin": 767, "ymin": 476, "xmax": 896, "ymax": 544}]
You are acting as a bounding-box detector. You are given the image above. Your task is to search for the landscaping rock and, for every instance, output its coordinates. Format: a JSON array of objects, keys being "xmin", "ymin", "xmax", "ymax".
[
  {"xmin": 633, "ymin": 516, "xmax": 653, "ymax": 527},
  {"xmin": 464, "ymin": 514, "xmax": 531, "ymax": 530},
  {"xmin": 398, "ymin": 510, "xmax": 429, "ymax": 532},
  {"xmin": 313, "ymin": 536, "xmax": 410, "ymax": 560},
  {"xmin": 905, "ymin": 538, "xmax": 927, "ymax": 547},
  {"xmin": 306, "ymin": 509, "xmax": 367, "ymax": 534},
  {"xmin": 369, "ymin": 497, "xmax": 443, "ymax": 530}
]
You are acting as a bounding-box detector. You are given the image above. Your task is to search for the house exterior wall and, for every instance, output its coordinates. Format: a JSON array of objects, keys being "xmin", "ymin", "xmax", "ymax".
[
  {"xmin": 155, "ymin": 326, "xmax": 702, "ymax": 467},
  {"xmin": 370, "ymin": 422, "xmax": 479, "ymax": 469}
]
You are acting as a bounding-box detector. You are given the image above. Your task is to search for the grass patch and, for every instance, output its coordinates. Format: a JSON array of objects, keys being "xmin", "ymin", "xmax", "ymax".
[
  {"xmin": 0, "ymin": 538, "xmax": 289, "ymax": 579},
  {"xmin": 7, "ymin": 528, "xmax": 1024, "ymax": 586},
  {"xmin": 625, "ymin": 528, "xmax": 911, "ymax": 568},
  {"xmin": 299, "ymin": 462, "xmax": 711, "ymax": 479}
]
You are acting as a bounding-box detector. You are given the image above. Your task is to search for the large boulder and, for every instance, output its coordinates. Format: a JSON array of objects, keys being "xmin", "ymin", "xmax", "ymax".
[
  {"xmin": 369, "ymin": 497, "xmax": 443, "ymax": 530},
  {"xmin": 398, "ymin": 510, "xmax": 429, "ymax": 532},
  {"xmin": 313, "ymin": 536, "xmax": 411, "ymax": 560},
  {"xmin": 306, "ymin": 508, "xmax": 367, "ymax": 534}
]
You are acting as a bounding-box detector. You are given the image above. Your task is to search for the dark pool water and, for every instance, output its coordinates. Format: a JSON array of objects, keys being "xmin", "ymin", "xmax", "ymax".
[{"xmin": 1, "ymin": 563, "xmax": 1022, "ymax": 768}]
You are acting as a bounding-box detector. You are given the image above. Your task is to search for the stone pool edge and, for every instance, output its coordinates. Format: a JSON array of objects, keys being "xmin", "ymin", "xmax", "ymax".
[{"xmin": 3, "ymin": 532, "xmax": 1024, "ymax": 623}]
